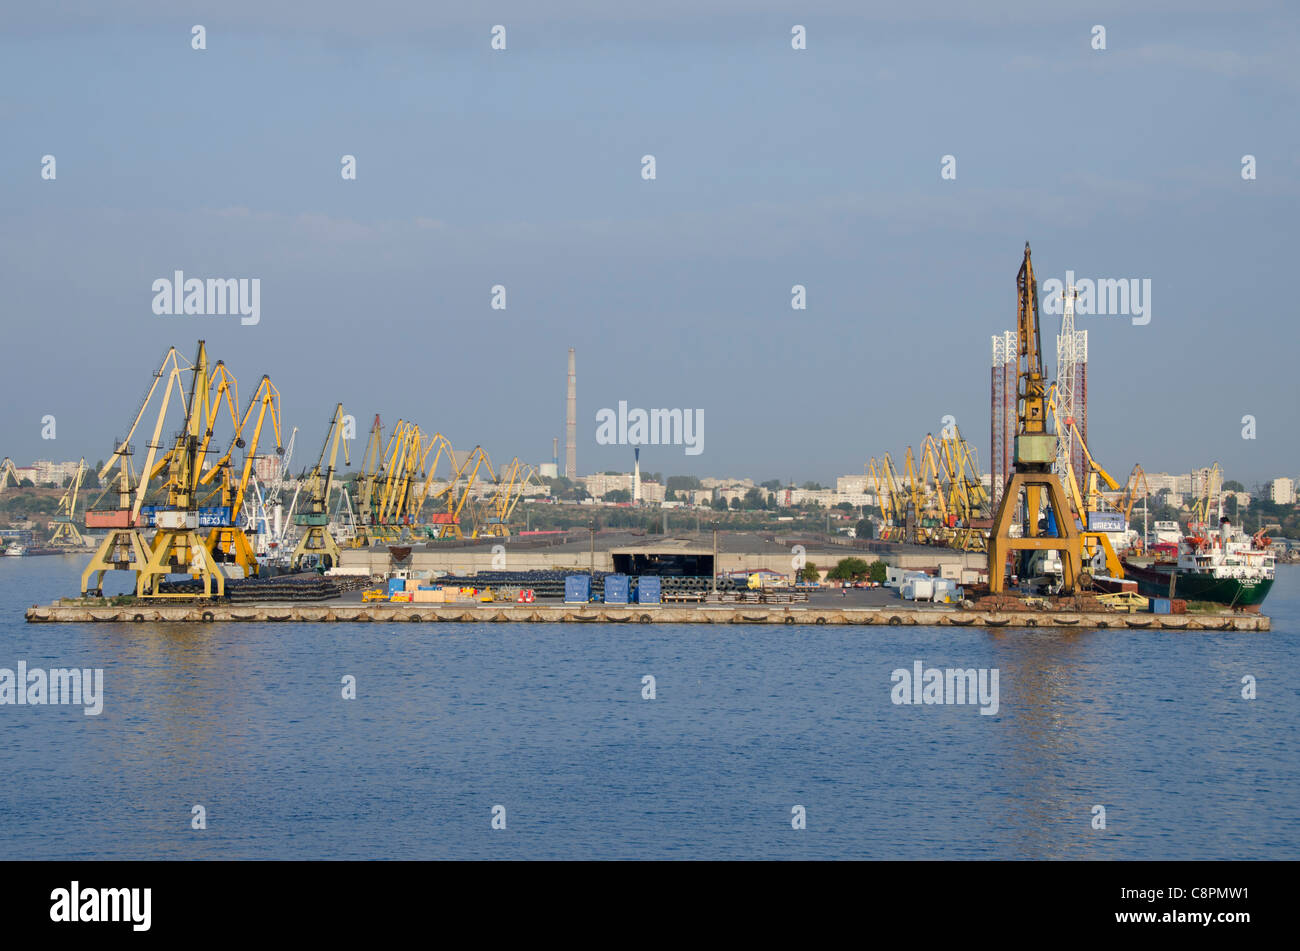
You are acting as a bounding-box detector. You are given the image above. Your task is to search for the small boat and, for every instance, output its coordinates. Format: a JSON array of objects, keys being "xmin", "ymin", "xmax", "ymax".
[{"xmin": 1122, "ymin": 517, "xmax": 1274, "ymax": 608}]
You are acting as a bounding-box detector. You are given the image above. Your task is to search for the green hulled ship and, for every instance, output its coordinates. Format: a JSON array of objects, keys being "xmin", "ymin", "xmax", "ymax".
[{"xmin": 1121, "ymin": 518, "xmax": 1275, "ymax": 609}]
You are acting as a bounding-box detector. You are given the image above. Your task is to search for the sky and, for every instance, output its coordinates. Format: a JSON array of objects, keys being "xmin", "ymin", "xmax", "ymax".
[{"xmin": 2, "ymin": 1, "xmax": 1297, "ymax": 488}]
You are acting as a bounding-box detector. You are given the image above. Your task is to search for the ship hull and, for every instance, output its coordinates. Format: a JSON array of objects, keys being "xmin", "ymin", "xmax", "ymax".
[{"xmin": 1121, "ymin": 560, "xmax": 1273, "ymax": 607}]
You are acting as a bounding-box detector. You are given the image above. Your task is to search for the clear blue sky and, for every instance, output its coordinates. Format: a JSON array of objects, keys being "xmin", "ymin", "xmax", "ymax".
[{"xmin": 2, "ymin": 1, "xmax": 1297, "ymax": 487}]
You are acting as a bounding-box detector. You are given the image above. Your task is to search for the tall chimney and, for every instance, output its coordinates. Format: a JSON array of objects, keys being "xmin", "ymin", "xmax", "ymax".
[
  {"xmin": 565, "ymin": 348, "xmax": 577, "ymax": 480},
  {"xmin": 634, "ymin": 448, "xmax": 641, "ymax": 503}
]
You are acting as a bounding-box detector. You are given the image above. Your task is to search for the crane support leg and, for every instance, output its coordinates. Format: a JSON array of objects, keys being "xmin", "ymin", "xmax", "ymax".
[
  {"xmin": 1081, "ymin": 531, "xmax": 1123, "ymax": 579},
  {"xmin": 987, "ymin": 472, "xmax": 1084, "ymax": 594},
  {"xmin": 292, "ymin": 525, "xmax": 341, "ymax": 571},
  {"xmin": 206, "ymin": 527, "xmax": 259, "ymax": 577},
  {"xmin": 80, "ymin": 529, "xmax": 151, "ymax": 596},
  {"xmin": 138, "ymin": 528, "xmax": 226, "ymax": 599}
]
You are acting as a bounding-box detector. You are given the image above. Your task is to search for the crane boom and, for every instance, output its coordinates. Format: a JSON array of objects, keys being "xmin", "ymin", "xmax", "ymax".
[{"xmin": 292, "ymin": 404, "xmax": 351, "ymax": 570}]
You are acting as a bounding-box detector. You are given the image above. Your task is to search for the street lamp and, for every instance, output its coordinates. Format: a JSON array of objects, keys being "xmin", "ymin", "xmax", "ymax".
[{"xmin": 712, "ymin": 523, "xmax": 718, "ymax": 596}]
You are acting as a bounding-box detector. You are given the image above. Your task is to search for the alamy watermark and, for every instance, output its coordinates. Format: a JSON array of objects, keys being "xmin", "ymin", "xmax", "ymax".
[
  {"xmin": 50, "ymin": 882, "xmax": 150, "ymax": 931},
  {"xmin": 0, "ymin": 662, "xmax": 103, "ymax": 715},
  {"xmin": 1041, "ymin": 271, "xmax": 1151, "ymax": 326},
  {"xmin": 595, "ymin": 401, "xmax": 703, "ymax": 456},
  {"xmin": 890, "ymin": 660, "xmax": 999, "ymax": 715},
  {"xmin": 152, "ymin": 271, "xmax": 260, "ymax": 325}
]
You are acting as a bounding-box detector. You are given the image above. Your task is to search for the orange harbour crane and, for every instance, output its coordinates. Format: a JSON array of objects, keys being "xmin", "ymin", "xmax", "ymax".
[{"xmin": 986, "ymin": 244, "xmax": 1085, "ymax": 594}]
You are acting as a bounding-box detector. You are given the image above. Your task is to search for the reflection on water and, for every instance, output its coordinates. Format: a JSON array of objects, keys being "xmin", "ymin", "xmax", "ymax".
[{"xmin": 1, "ymin": 557, "xmax": 1296, "ymax": 859}]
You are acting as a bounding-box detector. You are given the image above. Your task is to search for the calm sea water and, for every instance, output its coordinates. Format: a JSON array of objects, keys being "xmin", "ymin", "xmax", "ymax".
[{"xmin": 1, "ymin": 556, "xmax": 1296, "ymax": 860}]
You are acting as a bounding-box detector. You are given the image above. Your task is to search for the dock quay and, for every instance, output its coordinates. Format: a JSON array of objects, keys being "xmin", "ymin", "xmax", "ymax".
[{"xmin": 25, "ymin": 600, "xmax": 1270, "ymax": 630}]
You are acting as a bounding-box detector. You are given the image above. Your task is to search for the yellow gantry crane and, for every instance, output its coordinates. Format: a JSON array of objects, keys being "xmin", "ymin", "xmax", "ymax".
[
  {"xmin": 408, "ymin": 432, "xmax": 455, "ymax": 525},
  {"xmin": 470, "ymin": 455, "xmax": 542, "ymax": 538},
  {"xmin": 49, "ymin": 458, "xmax": 88, "ymax": 548},
  {"xmin": 82, "ymin": 346, "xmax": 190, "ymax": 596},
  {"xmin": 1057, "ymin": 447, "xmax": 1125, "ymax": 579},
  {"xmin": 1114, "ymin": 464, "xmax": 1151, "ymax": 522},
  {"xmin": 375, "ymin": 419, "xmax": 414, "ymax": 537},
  {"xmin": 427, "ymin": 445, "xmax": 487, "ymax": 540},
  {"xmin": 987, "ymin": 244, "xmax": 1084, "ymax": 594},
  {"xmin": 199, "ymin": 375, "xmax": 283, "ymax": 576},
  {"xmin": 1187, "ymin": 462, "xmax": 1223, "ymax": 532},
  {"xmin": 291, "ymin": 403, "xmax": 351, "ymax": 571},
  {"xmin": 917, "ymin": 437, "xmax": 951, "ymax": 543},
  {"xmin": 868, "ymin": 454, "xmax": 905, "ymax": 541},
  {"xmin": 866, "ymin": 458, "xmax": 891, "ymax": 539},
  {"xmin": 0, "ymin": 457, "xmax": 21, "ymax": 493},
  {"xmin": 1043, "ymin": 380, "xmax": 1126, "ymax": 580},
  {"xmin": 352, "ymin": 416, "xmax": 392, "ymax": 545},
  {"xmin": 132, "ymin": 342, "xmax": 243, "ymax": 600},
  {"xmin": 901, "ymin": 446, "xmax": 925, "ymax": 543},
  {"xmin": 135, "ymin": 342, "xmax": 245, "ymax": 599},
  {"xmin": 936, "ymin": 426, "xmax": 991, "ymax": 551},
  {"xmin": 379, "ymin": 420, "xmax": 427, "ymax": 535},
  {"xmin": 865, "ymin": 427, "xmax": 992, "ymax": 552}
]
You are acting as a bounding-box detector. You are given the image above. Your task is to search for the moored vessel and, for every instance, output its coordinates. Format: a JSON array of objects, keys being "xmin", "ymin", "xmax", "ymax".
[{"xmin": 1122, "ymin": 517, "xmax": 1274, "ymax": 608}]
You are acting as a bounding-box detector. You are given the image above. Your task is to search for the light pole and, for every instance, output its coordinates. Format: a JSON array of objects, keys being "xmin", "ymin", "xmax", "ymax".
[{"xmin": 712, "ymin": 525, "xmax": 718, "ymax": 596}]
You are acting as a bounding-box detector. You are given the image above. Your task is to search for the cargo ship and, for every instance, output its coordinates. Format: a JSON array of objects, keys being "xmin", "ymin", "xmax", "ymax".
[{"xmin": 1122, "ymin": 517, "xmax": 1275, "ymax": 608}]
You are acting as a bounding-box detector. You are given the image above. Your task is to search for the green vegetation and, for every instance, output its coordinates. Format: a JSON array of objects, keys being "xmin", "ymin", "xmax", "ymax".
[
  {"xmin": 826, "ymin": 557, "xmax": 869, "ymax": 581},
  {"xmin": 1240, "ymin": 496, "xmax": 1300, "ymax": 538},
  {"xmin": 826, "ymin": 557, "xmax": 887, "ymax": 583}
]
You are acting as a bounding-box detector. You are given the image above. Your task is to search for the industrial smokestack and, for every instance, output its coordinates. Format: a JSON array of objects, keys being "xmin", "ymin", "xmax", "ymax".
[
  {"xmin": 634, "ymin": 448, "xmax": 641, "ymax": 503},
  {"xmin": 565, "ymin": 348, "xmax": 577, "ymax": 480},
  {"xmin": 552, "ymin": 437, "xmax": 558, "ymax": 467}
]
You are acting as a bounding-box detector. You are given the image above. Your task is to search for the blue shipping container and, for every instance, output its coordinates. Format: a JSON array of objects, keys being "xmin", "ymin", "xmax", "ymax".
[
  {"xmin": 135, "ymin": 505, "xmax": 232, "ymax": 528},
  {"xmin": 197, "ymin": 506, "xmax": 233, "ymax": 527},
  {"xmin": 637, "ymin": 576, "xmax": 661, "ymax": 604},
  {"xmin": 604, "ymin": 574, "xmax": 630, "ymax": 604},
  {"xmin": 387, "ymin": 578, "xmax": 405, "ymax": 596},
  {"xmin": 564, "ymin": 575, "xmax": 591, "ymax": 603},
  {"xmin": 1088, "ymin": 511, "xmax": 1127, "ymax": 533},
  {"xmin": 1150, "ymin": 597, "xmax": 1172, "ymax": 614}
]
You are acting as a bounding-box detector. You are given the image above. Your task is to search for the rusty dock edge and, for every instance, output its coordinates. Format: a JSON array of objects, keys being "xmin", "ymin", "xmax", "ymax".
[{"xmin": 24, "ymin": 602, "xmax": 1270, "ymax": 630}]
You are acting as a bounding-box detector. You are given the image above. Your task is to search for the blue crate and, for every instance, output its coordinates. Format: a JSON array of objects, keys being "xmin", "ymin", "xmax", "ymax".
[
  {"xmin": 604, "ymin": 573, "xmax": 630, "ymax": 604},
  {"xmin": 564, "ymin": 575, "xmax": 591, "ymax": 603},
  {"xmin": 637, "ymin": 576, "xmax": 661, "ymax": 604}
]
